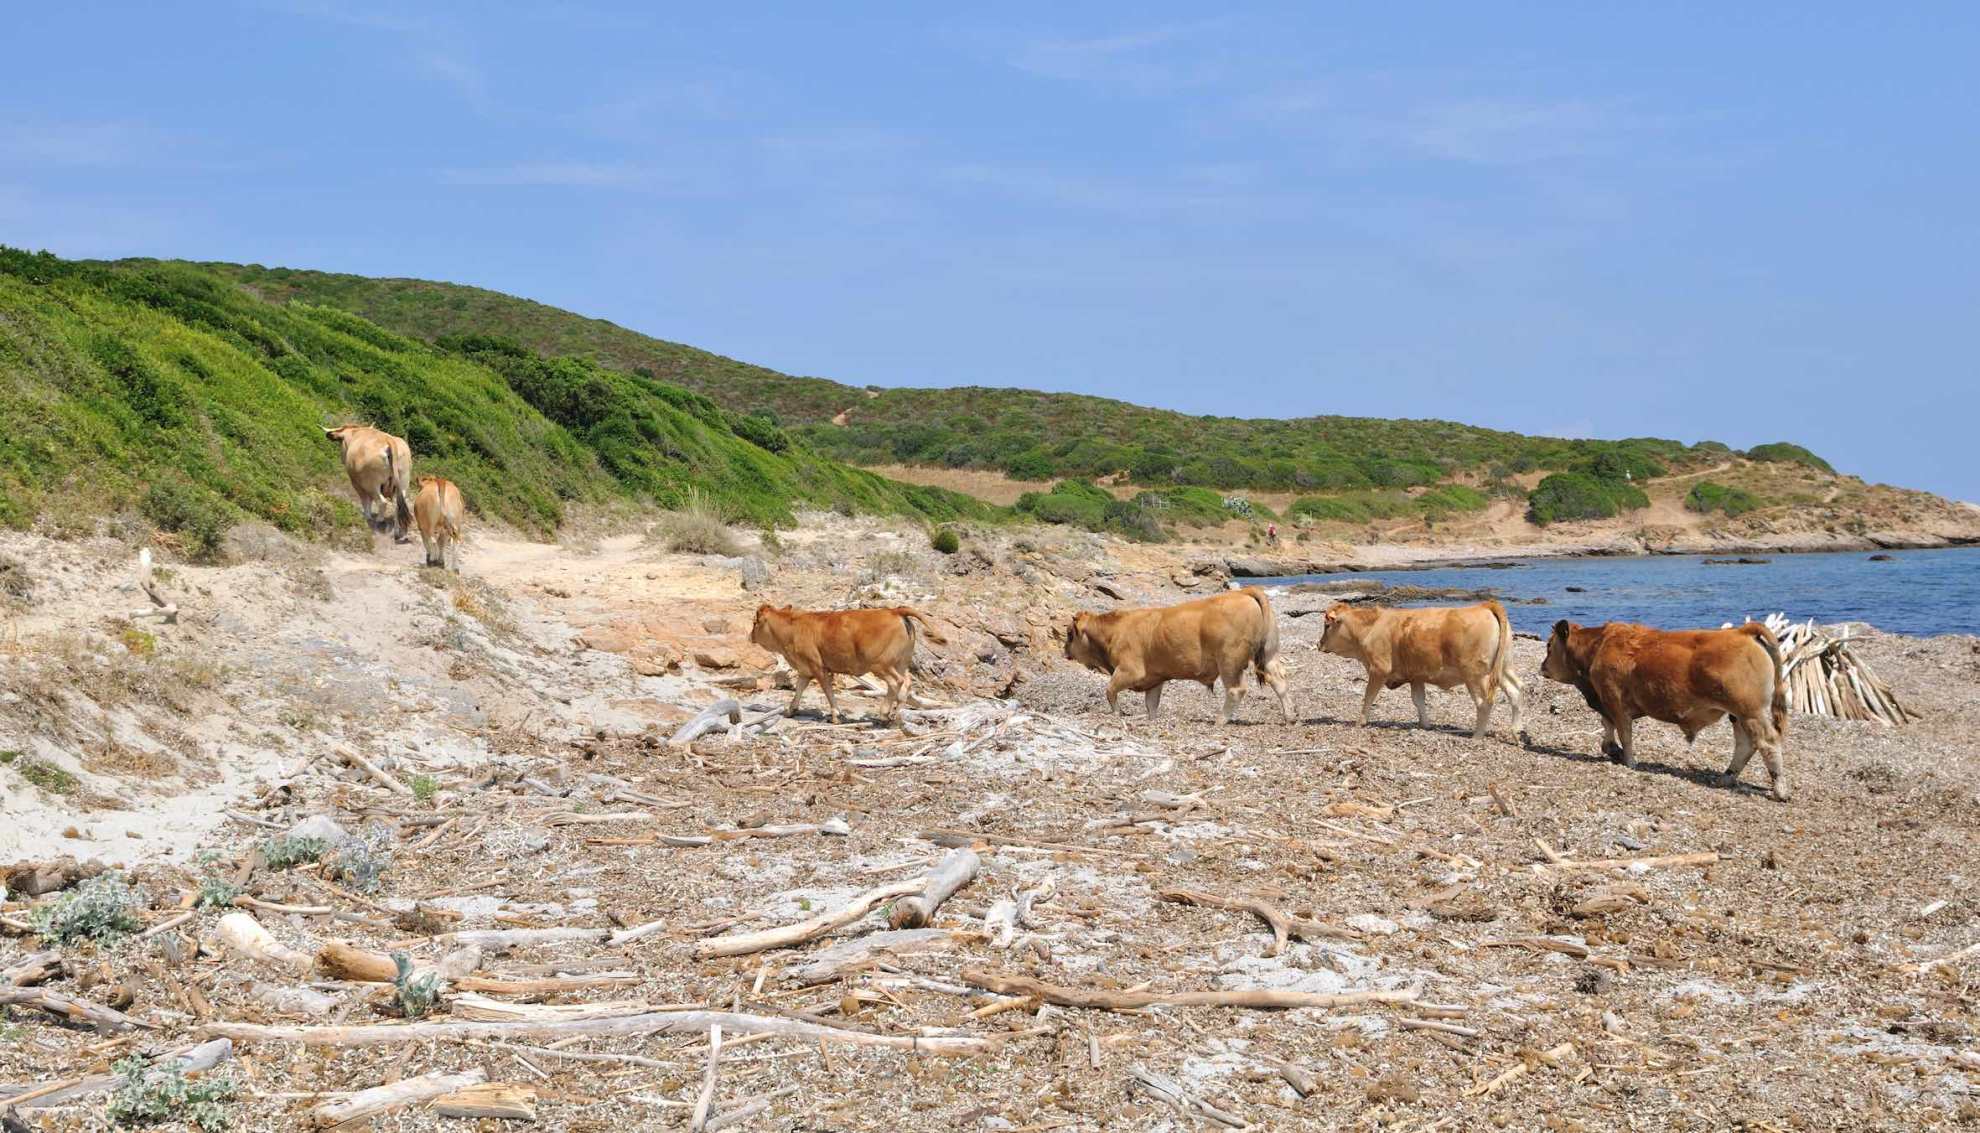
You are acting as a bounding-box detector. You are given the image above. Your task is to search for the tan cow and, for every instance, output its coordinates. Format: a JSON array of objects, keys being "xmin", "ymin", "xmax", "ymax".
[
  {"xmin": 1062, "ymin": 587, "xmax": 1293, "ymax": 724},
  {"xmin": 749, "ymin": 605, "xmax": 947, "ymax": 724},
  {"xmin": 413, "ymin": 476, "xmax": 465, "ymax": 570},
  {"xmin": 324, "ymin": 425, "xmax": 413, "ymax": 542},
  {"xmin": 1542, "ymin": 620, "xmax": 1789, "ymax": 800},
  {"xmin": 1318, "ymin": 600, "xmax": 1523, "ymax": 739}
]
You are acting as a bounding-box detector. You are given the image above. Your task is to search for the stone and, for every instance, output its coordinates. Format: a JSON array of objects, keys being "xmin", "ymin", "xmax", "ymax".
[
  {"xmin": 701, "ymin": 616, "xmax": 730, "ymax": 634},
  {"xmin": 287, "ymin": 814, "xmax": 349, "ymax": 845},
  {"xmin": 576, "ymin": 627, "xmax": 636, "ymax": 654},
  {"xmin": 692, "ymin": 647, "xmax": 741, "ymax": 670},
  {"xmin": 1347, "ymin": 913, "xmax": 1400, "ymax": 937},
  {"xmin": 737, "ymin": 557, "xmax": 771, "ymax": 591}
]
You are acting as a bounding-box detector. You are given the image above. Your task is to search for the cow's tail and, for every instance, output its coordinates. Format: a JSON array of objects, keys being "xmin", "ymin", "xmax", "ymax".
[
  {"xmin": 1242, "ymin": 586, "xmax": 1280, "ymax": 678},
  {"xmin": 894, "ymin": 607, "xmax": 947, "ymax": 645},
  {"xmin": 1485, "ymin": 599, "xmax": 1513, "ymax": 707},
  {"xmin": 386, "ymin": 445, "xmax": 414, "ymax": 536},
  {"xmin": 1744, "ymin": 621, "xmax": 1788, "ymax": 738}
]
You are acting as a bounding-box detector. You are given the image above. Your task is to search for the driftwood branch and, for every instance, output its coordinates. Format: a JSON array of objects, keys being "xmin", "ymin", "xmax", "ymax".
[
  {"xmin": 214, "ymin": 912, "xmax": 316, "ymax": 976},
  {"xmin": 1129, "ymin": 1067, "xmax": 1248, "ymax": 1128},
  {"xmin": 3, "ymin": 950, "xmax": 65, "ymax": 988},
  {"xmin": 785, "ymin": 929, "xmax": 965, "ymax": 986},
  {"xmin": 961, "ymin": 970, "xmax": 1417, "ymax": 1012},
  {"xmin": 432, "ymin": 1082, "xmax": 537, "ymax": 1121},
  {"xmin": 309, "ymin": 1067, "xmax": 486, "ymax": 1127},
  {"xmin": 1, "ymin": 1039, "xmax": 231, "ymax": 1109},
  {"xmin": 671, "ymin": 699, "xmax": 743, "ymax": 747},
  {"xmin": 1158, "ymin": 888, "xmax": 1358, "ymax": 955},
  {"xmin": 314, "ymin": 940, "xmax": 482, "ymax": 984},
  {"xmin": 697, "ymin": 879, "xmax": 923, "ymax": 958},
  {"xmin": 335, "ymin": 744, "xmax": 412, "ymax": 797},
  {"xmin": 888, "ymin": 849, "xmax": 979, "ymax": 929},
  {"xmin": 0, "ymin": 986, "xmax": 157, "ymax": 1033},
  {"xmin": 1465, "ymin": 1041, "xmax": 1577, "ymax": 1097},
  {"xmin": 1544, "ymin": 852, "xmax": 1724, "ymax": 874}
]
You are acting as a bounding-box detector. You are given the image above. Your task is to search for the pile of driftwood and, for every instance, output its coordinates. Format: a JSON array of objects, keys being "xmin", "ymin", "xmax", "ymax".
[{"xmin": 1737, "ymin": 613, "xmax": 1913, "ymax": 726}]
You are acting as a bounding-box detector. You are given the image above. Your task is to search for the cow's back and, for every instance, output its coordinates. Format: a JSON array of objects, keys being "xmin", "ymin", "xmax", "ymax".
[
  {"xmin": 809, "ymin": 608, "xmax": 916, "ymax": 673},
  {"xmin": 1592, "ymin": 624, "xmax": 1773, "ymax": 721},
  {"xmin": 1116, "ymin": 590, "xmax": 1268, "ymax": 683},
  {"xmin": 1384, "ymin": 603, "xmax": 1501, "ymax": 681}
]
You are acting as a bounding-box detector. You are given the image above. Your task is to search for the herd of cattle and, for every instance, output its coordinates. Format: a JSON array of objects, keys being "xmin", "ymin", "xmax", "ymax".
[{"xmin": 327, "ymin": 422, "xmax": 1790, "ymax": 805}]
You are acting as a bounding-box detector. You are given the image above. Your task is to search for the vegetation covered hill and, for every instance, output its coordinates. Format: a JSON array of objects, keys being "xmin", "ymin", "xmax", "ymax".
[
  {"xmin": 193, "ymin": 262, "xmax": 1830, "ymax": 502},
  {"xmin": 0, "ymin": 250, "xmax": 995, "ymax": 558}
]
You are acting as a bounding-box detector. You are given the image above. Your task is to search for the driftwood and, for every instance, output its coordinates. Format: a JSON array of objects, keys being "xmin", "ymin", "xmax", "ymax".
[
  {"xmin": 3, "ymin": 950, "xmax": 64, "ymax": 987},
  {"xmin": 200, "ymin": 1008, "xmax": 996, "ymax": 1054},
  {"xmin": 784, "ymin": 929, "xmax": 965, "ymax": 986},
  {"xmin": 1739, "ymin": 613, "xmax": 1914, "ymax": 725},
  {"xmin": 315, "ymin": 940, "xmax": 483, "ymax": 984},
  {"xmin": 1466, "ymin": 1041, "xmax": 1577, "ymax": 1097},
  {"xmin": 310, "ymin": 1067, "xmax": 486, "ymax": 1127},
  {"xmin": 705, "ymin": 1085, "xmax": 798, "ymax": 1132},
  {"xmin": 697, "ymin": 879, "xmax": 924, "ymax": 958},
  {"xmin": 1, "ymin": 1038, "xmax": 232, "ymax": 1109},
  {"xmin": 689, "ymin": 1024, "xmax": 722, "ymax": 1133},
  {"xmin": 0, "ymin": 987, "xmax": 157, "ymax": 1033},
  {"xmin": 671, "ymin": 699, "xmax": 743, "ymax": 747},
  {"xmin": 961, "ymin": 970, "xmax": 1418, "ymax": 1012},
  {"xmin": 3, "ymin": 858, "xmax": 108, "ymax": 898},
  {"xmin": 251, "ymin": 983, "xmax": 339, "ymax": 1017},
  {"xmin": 442, "ymin": 927, "xmax": 609, "ymax": 951},
  {"xmin": 454, "ymin": 972, "xmax": 640, "ymax": 995},
  {"xmin": 432, "ymin": 1082, "xmax": 537, "ymax": 1121},
  {"xmin": 1129, "ymin": 1067, "xmax": 1248, "ymax": 1129},
  {"xmin": 129, "ymin": 548, "xmax": 179, "ymax": 623},
  {"xmin": 449, "ymin": 994, "xmax": 656, "ymax": 1023},
  {"xmin": 335, "ymin": 744, "xmax": 413, "ymax": 797},
  {"xmin": 1544, "ymin": 852, "xmax": 1724, "ymax": 874},
  {"xmin": 888, "ymin": 849, "xmax": 979, "ymax": 929},
  {"xmin": 920, "ymin": 829, "xmax": 1145, "ymax": 859},
  {"xmin": 584, "ymin": 819, "xmax": 851, "ymax": 846},
  {"xmin": 1158, "ymin": 888, "xmax": 1358, "ymax": 955},
  {"xmin": 215, "ymin": 912, "xmax": 316, "ymax": 975},
  {"xmin": 1481, "ymin": 936, "xmax": 1592, "ymax": 960}
]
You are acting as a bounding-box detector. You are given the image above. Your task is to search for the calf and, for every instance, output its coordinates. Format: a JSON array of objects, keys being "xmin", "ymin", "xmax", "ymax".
[
  {"xmin": 749, "ymin": 605, "xmax": 946, "ymax": 724},
  {"xmin": 412, "ymin": 476, "xmax": 465, "ymax": 570},
  {"xmin": 1318, "ymin": 600, "xmax": 1523, "ymax": 739},
  {"xmin": 1542, "ymin": 620, "xmax": 1789, "ymax": 800},
  {"xmin": 1062, "ymin": 587, "xmax": 1293, "ymax": 724}
]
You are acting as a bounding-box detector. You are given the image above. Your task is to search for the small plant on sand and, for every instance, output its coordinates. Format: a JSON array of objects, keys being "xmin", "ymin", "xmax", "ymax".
[
  {"xmin": 259, "ymin": 833, "xmax": 329, "ymax": 870},
  {"xmin": 106, "ymin": 1053, "xmax": 238, "ymax": 1130},
  {"xmin": 930, "ymin": 528, "xmax": 960, "ymax": 554},
  {"xmin": 657, "ymin": 489, "xmax": 742, "ymax": 556},
  {"xmin": 324, "ymin": 830, "xmax": 394, "ymax": 894},
  {"xmin": 32, "ymin": 871, "xmax": 145, "ymax": 945},
  {"xmin": 15, "ymin": 757, "xmax": 79, "ymax": 796},
  {"xmin": 193, "ymin": 850, "xmax": 245, "ymax": 910},
  {"xmin": 404, "ymin": 772, "xmax": 438, "ymax": 804},
  {"xmin": 390, "ymin": 952, "xmax": 442, "ymax": 1018},
  {"xmin": 0, "ymin": 1006, "xmax": 22, "ymax": 1042}
]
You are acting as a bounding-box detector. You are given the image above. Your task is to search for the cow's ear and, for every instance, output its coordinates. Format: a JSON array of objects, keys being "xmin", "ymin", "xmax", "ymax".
[
  {"xmin": 1551, "ymin": 619, "xmax": 1570, "ymax": 638},
  {"xmin": 323, "ymin": 426, "xmax": 343, "ymax": 441}
]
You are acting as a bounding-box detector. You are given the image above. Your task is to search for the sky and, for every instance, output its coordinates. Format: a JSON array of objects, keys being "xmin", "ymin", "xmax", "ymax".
[{"xmin": 4, "ymin": 3, "xmax": 1977, "ymax": 499}]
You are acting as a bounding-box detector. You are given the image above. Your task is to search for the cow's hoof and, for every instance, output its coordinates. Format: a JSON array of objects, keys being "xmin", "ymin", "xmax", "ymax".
[{"xmin": 1770, "ymin": 782, "xmax": 1790, "ymax": 802}]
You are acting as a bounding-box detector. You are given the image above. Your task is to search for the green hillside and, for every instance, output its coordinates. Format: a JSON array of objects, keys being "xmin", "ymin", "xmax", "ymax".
[
  {"xmin": 0, "ymin": 249, "xmax": 995, "ymax": 558},
  {"xmin": 192, "ymin": 262, "xmax": 1826, "ymax": 497}
]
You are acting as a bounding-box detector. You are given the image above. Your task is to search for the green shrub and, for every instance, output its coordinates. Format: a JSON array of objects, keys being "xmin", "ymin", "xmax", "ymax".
[
  {"xmin": 656, "ymin": 490, "xmax": 743, "ymax": 556},
  {"xmin": 390, "ymin": 952, "xmax": 442, "ymax": 1018},
  {"xmin": 404, "ymin": 772, "xmax": 438, "ymax": 803},
  {"xmin": 1745, "ymin": 442, "xmax": 1833, "ymax": 472},
  {"xmin": 141, "ymin": 479, "xmax": 234, "ymax": 563},
  {"xmin": 931, "ymin": 528, "xmax": 960, "ymax": 554},
  {"xmin": 15, "ymin": 757, "xmax": 78, "ymax": 795},
  {"xmin": 193, "ymin": 851, "xmax": 245, "ymax": 910},
  {"xmin": 1685, "ymin": 480, "xmax": 1764, "ymax": 517},
  {"xmin": 259, "ymin": 834, "xmax": 328, "ymax": 870},
  {"xmin": 1526, "ymin": 472, "xmax": 1649, "ymax": 525},
  {"xmin": 31, "ymin": 871, "xmax": 145, "ymax": 945},
  {"xmin": 324, "ymin": 830, "xmax": 394, "ymax": 894},
  {"xmin": 107, "ymin": 1053, "xmax": 237, "ymax": 1130}
]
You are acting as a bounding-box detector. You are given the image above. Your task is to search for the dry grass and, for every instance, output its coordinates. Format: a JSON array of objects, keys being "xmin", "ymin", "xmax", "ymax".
[{"xmin": 651, "ymin": 490, "xmax": 744, "ymax": 557}]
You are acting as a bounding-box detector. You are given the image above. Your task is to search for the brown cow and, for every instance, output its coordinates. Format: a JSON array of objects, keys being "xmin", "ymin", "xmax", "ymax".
[
  {"xmin": 1062, "ymin": 587, "xmax": 1293, "ymax": 724},
  {"xmin": 749, "ymin": 605, "xmax": 947, "ymax": 724},
  {"xmin": 1318, "ymin": 601, "xmax": 1523, "ymax": 739},
  {"xmin": 413, "ymin": 476, "xmax": 465, "ymax": 570},
  {"xmin": 324, "ymin": 425, "xmax": 413, "ymax": 542},
  {"xmin": 1541, "ymin": 620, "xmax": 1789, "ymax": 800}
]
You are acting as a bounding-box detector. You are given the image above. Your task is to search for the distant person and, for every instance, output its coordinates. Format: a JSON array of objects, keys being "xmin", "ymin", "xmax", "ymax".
[{"xmin": 1267, "ymin": 523, "xmax": 1277, "ymax": 543}]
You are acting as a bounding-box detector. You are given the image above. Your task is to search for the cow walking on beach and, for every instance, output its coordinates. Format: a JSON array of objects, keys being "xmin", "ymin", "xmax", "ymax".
[
  {"xmin": 413, "ymin": 476, "xmax": 465, "ymax": 570},
  {"xmin": 750, "ymin": 605, "xmax": 946, "ymax": 724},
  {"xmin": 1541, "ymin": 620, "xmax": 1790, "ymax": 800},
  {"xmin": 324, "ymin": 424, "xmax": 414, "ymax": 543},
  {"xmin": 1318, "ymin": 600, "xmax": 1523, "ymax": 740},
  {"xmin": 1062, "ymin": 587, "xmax": 1294, "ymax": 724}
]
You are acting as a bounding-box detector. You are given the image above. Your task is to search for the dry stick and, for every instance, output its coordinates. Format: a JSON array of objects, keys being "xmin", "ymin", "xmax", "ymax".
[
  {"xmin": 0, "ymin": 987, "xmax": 157, "ymax": 1033},
  {"xmin": 308, "ymin": 1067, "xmax": 486, "ymax": 1128},
  {"xmin": 2, "ymin": 1039, "xmax": 233, "ymax": 1109},
  {"xmin": 1487, "ymin": 783, "xmax": 1518, "ymax": 818},
  {"xmin": 960, "ymin": 971, "xmax": 1418, "ymax": 1012},
  {"xmin": 453, "ymin": 973, "xmax": 640, "ymax": 995},
  {"xmin": 491, "ymin": 1043, "xmax": 674, "ymax": 1070},
  {"xmin": 1545, "ymin": 852, "xmax": 1725, "ymax": 874},
  {"xmin": 432, "ymin": 1083, "xmax": 536, "ymax": 1121},
  {"xmin": 705, "ymin": 1085, "xmax": 799, "ymax": 1133},
  {"xmin": 672, "ymin": 699, "xmax": 744, "ymax": 747},
  {"xmin": 137, "ymin": 911, "xmax": 196, "ymax": 940},
  {"xmin": 1399, "ymin": 1018, "xmax": 1480, "ymax": 1039},
  {"xmin": 888, "ymin": 848, "xmax": 980, "ymax": 930},
  {"xmin": 1465, "ymin": 1042, "xmax": 1577, "ymax": 1097},
  {"xmin": 212, "ymin": 913, "xmax": 318, "ymax": 977},
  {"xmin": 3, "ymin": 951, "xmax": 64, "ymax": 988},
  {"xmin": 315, "ymin": 940, "xmax": 483, "ymax": 984},
  {"xmin": 1128, "ymin": 1067, "xmax": 1248, "ymax": 1129},
  {"xmin": 335, "ymin": 744, "xmax": 413, "ymax": 797},
  {"xmin": 918, "ymin": 829, "xmax": 1147, "ymax": 859},
  {"xmin": 690, "ymin": 1025, "xmax": 723, "ymax": 1133},
  {"xmin": 1481, "ymin": 937, "xmax": 1592, "ymax": 961},
  {"xmin": 783, "ymin": 929, "xmax": 964, "ymax": 987},
  {"xmin": 1157, "ymin": 888, "xmax": 1357, "ymax": 956},
  {"xmin": 198, "ymin": 1009, "xmax": 997, "ymax": 1055},
  {"xmin": 449, "ymin": 994, "xmax": 656, "ymax": 1023},
  {"xmin": 697, "ymin": 880, "xmax": 923, "ymax": 959}
]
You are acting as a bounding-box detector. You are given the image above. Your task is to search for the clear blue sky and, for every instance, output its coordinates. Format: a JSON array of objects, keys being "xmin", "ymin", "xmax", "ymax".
[{"xmin": 6, "ymin": 3, "xmax": 1976, "ymax": 499}]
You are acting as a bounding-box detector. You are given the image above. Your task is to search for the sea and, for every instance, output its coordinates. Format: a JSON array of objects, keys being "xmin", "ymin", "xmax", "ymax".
[{"xmin": 1258, "ymin": 547, "xmax": 1980, "ymax": 638}]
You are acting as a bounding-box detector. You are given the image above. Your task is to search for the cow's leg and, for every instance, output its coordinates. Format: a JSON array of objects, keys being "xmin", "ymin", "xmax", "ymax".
[
  {"xmin": 1463, "ymin": 677, "xmax": 1493, "ymax": 739},
  {"xmin": 1760, "ymin": 729, "xmax": 1789, "ymax": 802},
  {"xmin": 1500, "ymin": 670, "xmax": 1525, "ymax": 735},
  {"xmin": 881, "ymin": 668, "xmax": 908, "ymax": 723},
  {"xmin": 1144, "ymin": 684, "xmax": 1163, "ymax": 719},
  {"xmin": 1357, "ymin": 676, "xmax": 1383, "ymax": 726},
  {"xmin": 1599, "ymin": 716, "xmax": 1621, "ymax": 760},
  {"xmin": 1260, "ymin": 658, "xmax": 1295, "ymax": 724},
  {"xmin": 786, "ymin": 673, "xmax": 811, "ymax": 718},
  {"xmin": 1105, "ymin": 670, "xmax": 1140, "ymax": 717},
  {"xmin": 1721, "ymin": 716, "xmax": 1755, "ymax": 789},
  {"xmin": 1410, "ymin": 682, "xmax": 1430, "ymax": 728},
  {"xmin": 1220, "ymin": 664, "xmax": 1248, "ymax": 724},
  {"xmin": 821, "ymin": 673, "xmax": 842, "ymax": 724},
  {"xmin": 1613, "ymin": 714, "xmax": 1637, "ymax": 769}
]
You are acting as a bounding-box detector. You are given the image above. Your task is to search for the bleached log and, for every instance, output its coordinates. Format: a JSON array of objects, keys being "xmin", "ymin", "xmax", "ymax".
[
  {"xmin": 887, "ymin": 849, "xmax": 979, "ymax": 930},
  {"xmin": 315, "ymin": 940, "xmax": 484, "ymax": 986},
  {"xmin": 216, "ymin": 912, "xmax": 316, "ymax": 976},
  {"xmin": 449, "ymin": 993, "xmax": 656, "ymax": 1023},
  {"xmin": 432, "ymin": 1082, "xmax": 537, "ymax": 1121},
  {"xmin": 961, "ymin": 970, "xmax": 1417, "ymax": 1012},
  {"xmin": 0, "ymin": 986, "xmax": 157, "ymax": 1032},
  {"xmin": 1158, "ymin": 888, "xmax": 1358, "ymax": 955},
  {"xmin": 696, "ymin": 879, "xmax": 924, "ymax": 958},
  {"xmin": 251, "ymin": 983, "xmax": 339, "ymax": 1017},
  {"xmin": 671, "ymin": 699, "xmax": 743, "ymax": 747},
  {"xmin": 2, "ymin": 1038, "xmax": 232, "ymax": 1109},
  {"xmin": 784, "ymin": 929, "xmax": 964, "ymax": 986},
  {"xmin": 4, "ymin": 950, "xmax": 65, "ymax": 987},
  {"xmin": 335, "ymin": 744, "xmax": 413, "ymax": 796},
  {"xmin": 1544, "ymin": 851, "xmax": 1724, "ymax": 874},
  {"xmin": 199, "ymin": 1009, "xmax": 996, "ymax": 1054},
  {"xmin": 310, "ymin": 1067, "xmax": 487, "ymax": 1128},
  {"xmin": 705, "ymin": 1085, "xmax": 799, "ymax": 1132},
  {"xmin": 1465, "ymin": 1041, "xmax": 1577, "ymax": 1096},
  {"xmin": 129, "ymin": 549, "xmax": 179, "ymax": 623},
  {"xmin": 1129, "ymin": 1067, "xmax": 1249, "ymax": 1129},
  {"xmin": 453, "ymin": 972, "xmax": 640, "ymax": 995},
  {"xmin": 442, "ymin": 927, "xmax": 609, "ymax": 951}
]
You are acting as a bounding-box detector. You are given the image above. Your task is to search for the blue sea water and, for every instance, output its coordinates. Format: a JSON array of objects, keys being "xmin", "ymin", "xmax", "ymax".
[{"xmin": 1259, "ymin": 548, "xmax": 1980, "ymax": 638}]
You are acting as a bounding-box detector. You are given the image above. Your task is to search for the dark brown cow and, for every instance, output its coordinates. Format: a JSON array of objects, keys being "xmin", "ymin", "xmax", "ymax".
[
  {"xmin": 1541, "ymin": 620, "xmax": 1789, "ymax": 800},
  {"xmin": 1318, "ymin": 600, "xmax": 1522, "ymax": 739},
  {"xmin": 1062, "ymin": 587, "xmax": 1293, "ymax": 724},
  {"xmin": 749, "ymin": 605, "xmax": 946, "ymax": 724}
]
